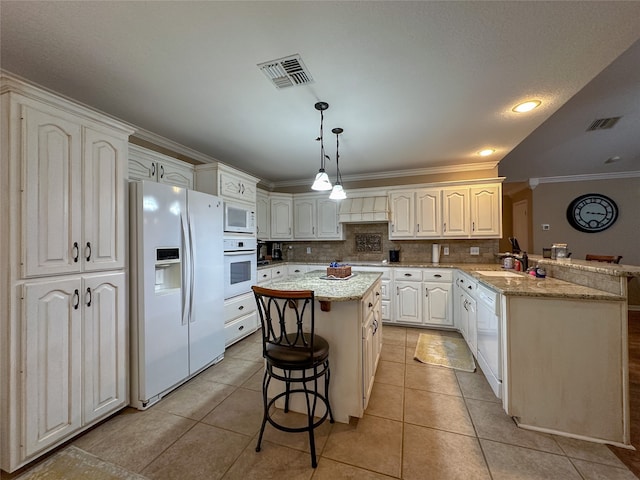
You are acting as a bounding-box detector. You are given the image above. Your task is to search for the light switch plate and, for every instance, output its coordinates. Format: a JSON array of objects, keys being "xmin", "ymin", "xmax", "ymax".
[
  {"xmin": 443, "ymin": 246, "xmax": 449, "ymax": 255},
  {"xmin": 470, "ymin": 246, "xmax": 480, "ymax": 255}
]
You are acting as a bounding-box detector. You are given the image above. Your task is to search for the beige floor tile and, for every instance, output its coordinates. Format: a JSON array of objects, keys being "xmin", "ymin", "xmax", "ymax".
[
  {"xmin": 554, "ymin": 436, "xmax": 628, "ymax": 468},
  {"xmin": 259, "ymin": 408, "xmax": 333, "ymax": 455},
  {"xmin": 455, "ymin": 369, "xmax": 501, "ymax": 403},
  {"xmin": 374, "ymin": 360, "xmax": 405, "ymax": 387},
  {"xmin": 73, "ymin": 408, "xmax": 196, "ymax": 473},
  {"xmin": 404, "ymin": 363, "xmax": 462, "ymax": 397},
  {"xmin": 465, "ymin": 399, "xmax": 563, "ymax": 454},
  {"xmin": 202, "ymin": 387, "xmax": 264, "ymax": 436},
  {"xmin": 404, "ymin": 388, "xmax": 475, "ymax": 436},
  {"xmin": 241, "ymin": 368, "xmax": 265, "ymax": 392},
  {"xmin": 154, "ymin": 376, "xmax": 236, "ymax": 420},
  {"xmin": 322, "ymin": 415, "xmax": 403, "ymax": 477},
  {"xmin": 312, "ymin": 458, "xmax": 396, "ymax": 479},
  {"xmin": 380, "ymin": 343, "xmax": 406, "ymax": 363},
  {"xmin": 365, "ymin": 382, "xmax": 404, "ymax": 421},
  {"xmin": 225, "ymin": 338, "xmax": 264, "ymax": 362},
  {"xmin": 403, "ymin": 423, "xmax": 491, "ymax": 480},
  {"xmin": 381, "ymin": 327, "xmax": 406, "ymax": 346},
  {"xmin": 481, "ymin": 439, "xmax": 582, "ymax": 480},
  {"xmin": 222, "ymin": 439, "xmax": 314, "ymax": 479},
  {"xmin": 198, "ymin": 357, "xmax": 263, "ymax": 386},
  {"xmin": 141, "ymin": 423, "xmax": 250, "ymax": 480},
  {"xmin": 571, "ymin": 458, "xmax": 639, "ymax": 480}
]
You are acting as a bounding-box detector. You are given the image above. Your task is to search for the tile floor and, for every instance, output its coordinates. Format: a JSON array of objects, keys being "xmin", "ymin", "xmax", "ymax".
[{"xmin": 7, "ymin": 326, "xmax": 639, "ymax": 479}]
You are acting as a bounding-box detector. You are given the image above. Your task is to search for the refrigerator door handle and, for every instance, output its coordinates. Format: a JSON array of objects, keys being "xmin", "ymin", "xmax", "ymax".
[
  {"xmin": 180, "ymin": 212, "xmax": 191, "ymax": 326},
  {"xmin": 187, "ymin": 212, "xmax": 196, "ymax": 323}
]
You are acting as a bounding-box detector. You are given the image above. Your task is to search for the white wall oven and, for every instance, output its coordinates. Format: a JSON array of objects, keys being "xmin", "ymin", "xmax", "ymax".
[
  {"xmin": 224, "ymin": 202, "xmax": 256, "ymax": 234},
  {"xmin": 223, "ymin": 236, "xmax": 257, "ymax": 299}
]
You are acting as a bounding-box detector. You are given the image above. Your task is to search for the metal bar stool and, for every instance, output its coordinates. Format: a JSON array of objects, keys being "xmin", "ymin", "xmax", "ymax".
[{"xmin": 252, "ymin": 285, "xmax": 334, "ymax": 468}]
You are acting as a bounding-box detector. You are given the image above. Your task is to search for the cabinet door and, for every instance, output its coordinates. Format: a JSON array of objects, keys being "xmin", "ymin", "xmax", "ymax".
[
  {"xmin": 219, "ymin": 170, "xmax": 255, "ymax": 203},
  {"xmin": 415, "ymin": 189, "xmax": 441, "ymax": 237},
  {"xmin": 83, "ymin": 128, "xmax": 126, "ymax": 271},
  {"xmin": 442, "ymin": 187, "xmax": 470, "ymax": 237},
  {"xmin": 23, "ymin": 278, "xmax": 82, "ymax": 457},
  {"xmin": 317, "ymin": 198, "xmax": 342, "ymax": 239},
  {"xmin": 157, "ymin": 161, "xmax": 194, "ymax": 189},
  {"xmin": 82, "ymin": 272, "xmax": 127, "ymax": 424},
  {"xmin": 362, "ymin": 310, "xmax": 375, "ymax": 409},
  {"xmin": 293, "ymin": 198, "xmax": 316, "ymax": 239},
  {"xmin": 389, "ymin": 192, "xmax": 414, "ymax": 238},
  {"xmin": 128, "ymin": 156, "xmax": 156, "ymax": 182},
  {"xmin": 270, "ymin": 196, "xmax": 293, "ymax": 239},
  {"xmin": 470, "ymin": 185, "xmax": 502, "ymax": 237},
  {"xmin": 256, "ymin": 190, "xmax": 270, "ymax": 239},
  {"xmin": 424, "ymin": 282, "xmax": 453, "ymax": 326},
  {"xmin": 465, "ymin": 294, "xmax": 477, "ymax": 356},
  {"xmin": 395, "ymin": 281, "xmax": 422, "ymax": 324},
  {"xmin": 23, "ymin": 104, "xmax": 83, "ymax": 277}
]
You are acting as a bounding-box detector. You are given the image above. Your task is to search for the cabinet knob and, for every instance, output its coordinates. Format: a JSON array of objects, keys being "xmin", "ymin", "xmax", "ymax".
[
  {"xmin": 404, "ymin": 273, "xmax": 412, "ymax": 277},
  {"xmin": 151, "ymin": 163, "xmax": 156, "ymax": 176},
  {"xmin": 86, "ymin": 287, "xmax": 92, "ymax": 307},
  {"xmin": 85, "ymin": 241, "xmax": 92, "ymax": 262},
  {"xmin": 238, "ymin": 325, "xmax": 244, "ymax": 331},
  {"xmin": 369, "ymin": 302, "xmax": 373, "ymax": 308},
  {"xmin": 435, "ymin": 274, "xmax": 442, "ymax": 278},
  {"xmin": 73, "ymin": 289, "xmax": 80, "ymax": 310},
  {"xmin": 72, "ymin": 242, "xmax": 79, "ymax": 263},
  {"xmin": 160, "ymin": 164, "xmax": 164, "ymax": 179},
  {"xmin": 238, "ymin": 305, "xmax": 244, "ymax": 310}
]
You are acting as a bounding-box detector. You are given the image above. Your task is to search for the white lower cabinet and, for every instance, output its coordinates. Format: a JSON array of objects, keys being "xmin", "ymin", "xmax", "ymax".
[
  {"xmin": 395, "ymin": 281, "xmax": 423, "ymax": 324},
  {"xmin": 362, "ymin": 281, "xmax": 382, "ymax": 410},
  {"xmin": 22, "ymin": 272, "xmax": 126, "ymax": 459},
  {"xmin": 224, "ymin": 292, "xmax": 258, "ymax": 346},
  {"xmin": 454, "ymin": 271, "xmax": 478, "ymax": 356}
]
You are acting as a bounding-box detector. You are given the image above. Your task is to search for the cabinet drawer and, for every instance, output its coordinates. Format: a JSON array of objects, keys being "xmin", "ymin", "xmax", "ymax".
[
  {"xmin": 381, "ymin": 301, "xmax": 391, "ymax": 321},
  {"xmin": 271, "ymin": 266, "xmax": 287, "ymax": 281},
  {"xmin": 394, "ymin": 269, "xmax": 422, "ymax": 281},
  {"xmin": 381, "ymin": 280, "xmax": 391, "ymax": 300},
  {"xmin": 287, "ymin": 265, "xmax": 308, "ymax": 276},
  {"xmin": 225, "ymin": 312, "xmax": 258, "ymax": 346},
  {"xmin": 224, "ymin": 293, "xmax": 257, "ymax": 323},
  {"xmin": 423, "ymin": 269, "xmax": 453, "ymax": 282},
  {"xmin": 257, "ymin": 268, "xmax": 272, "ymax": 284}
]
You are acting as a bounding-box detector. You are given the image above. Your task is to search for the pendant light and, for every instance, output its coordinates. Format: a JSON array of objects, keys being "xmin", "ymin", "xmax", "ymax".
[
  {"xmin": 329, "ymin": 127, "xmax": 347, "ymax": 200},
  {"xmin": 311, "ymin": 101, "xmax": 332, "ymax": 191}
]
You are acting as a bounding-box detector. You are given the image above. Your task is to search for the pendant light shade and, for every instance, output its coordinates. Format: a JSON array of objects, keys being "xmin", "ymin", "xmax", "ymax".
[
  {"xmin": 311, "ymin": 102, "xmax": 333, "ymax": 191},
  {"xmin": 329, "ymin": 127, "xmax": 347, "ymax": 200}
]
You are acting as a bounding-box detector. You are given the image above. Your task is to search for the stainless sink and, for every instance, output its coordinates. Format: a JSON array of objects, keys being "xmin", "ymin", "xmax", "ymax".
[{"xmin": 474, "ymin": 270, "xmax": 523, "ymax": 278}]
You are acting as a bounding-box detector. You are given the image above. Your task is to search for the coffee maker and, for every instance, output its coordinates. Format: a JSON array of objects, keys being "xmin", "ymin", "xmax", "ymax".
[{"xmin": 272, "ymin": 242, "xmax": 283, "ymax": 261}]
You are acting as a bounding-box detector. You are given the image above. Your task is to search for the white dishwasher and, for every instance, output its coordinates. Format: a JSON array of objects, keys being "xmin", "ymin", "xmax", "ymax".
[{"xmin": 476, "ymin": 283, "xmax": 502, "ymax": 399}]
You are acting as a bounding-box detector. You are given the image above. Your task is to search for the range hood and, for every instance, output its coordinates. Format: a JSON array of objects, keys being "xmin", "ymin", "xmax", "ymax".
[{"xmin": 338, "ymin": 196, "xmax": 389, "ymax": 223}]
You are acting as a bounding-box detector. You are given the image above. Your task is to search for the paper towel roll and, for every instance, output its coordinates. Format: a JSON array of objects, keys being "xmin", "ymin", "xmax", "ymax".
[{"xmin": 432, "ymin": 244, "xmax": 440, "ymax": 264}]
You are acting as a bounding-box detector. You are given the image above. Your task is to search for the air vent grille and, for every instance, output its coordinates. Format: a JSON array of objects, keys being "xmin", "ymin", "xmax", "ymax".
[
  {"xmin": 258, "ymin": 54, "xmax": 314, "ymax": 89},
  {"xmin": 586, "ymin": 117, "xmax": 621, "ymax": 131}
]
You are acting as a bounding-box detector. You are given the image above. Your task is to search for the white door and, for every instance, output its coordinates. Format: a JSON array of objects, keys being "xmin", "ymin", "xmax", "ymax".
[
  {"xmin": 293, "ymin": 198, "xmax": 316, "ymax": 238},
  {"xmin": 83, "ymin": 272, "xmax": 126, "ymax": 424},
  {"xmin": 83, "ymin": 127, "xmax": 126, "ymax": 271},
  {"xmin": 512, "ymin": 200, "xmax": 529, "ymax": 253},
  {"xmin": 442, "ymin": 188, "xmax": 470, "ymax": 237},
  {"xmin": 389, "ymin": 192, "xmax": 414, "ymax": 237},
  {"xmin": 395, "ymin": 281, "xmax": 422, "ymax": 324},
  {"xmin": 23, "ymin": 104, "xmax": 82, "ymax": 277},
  {"xmin": 416, "ymin": 189, "xmax": 441, "ymax": 237},
  {"xmin": 186, "ymin": 190, "xmax": 224, "ymax": 373},
  {"xmin": 23, "ymin": 278, "xmax": 82, "ymax": 456},
  {"xmin": 424, "ymin": 283, "xmax": 453, "ymax": 326}
]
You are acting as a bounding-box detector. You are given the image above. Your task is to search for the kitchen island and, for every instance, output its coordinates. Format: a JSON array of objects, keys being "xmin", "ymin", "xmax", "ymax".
[{"xmin": 263, "ymin": 270, "xmax": 383, "ymax": 423}]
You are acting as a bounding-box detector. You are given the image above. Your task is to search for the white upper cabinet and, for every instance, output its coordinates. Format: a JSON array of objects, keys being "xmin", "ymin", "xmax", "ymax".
[
  {"xmin": 293, "ymin": 198, "xmax": 316, "ymax": 239},
  {"xmin": 442, "ymin": 187, "xmax": 470, "ymax": 237},
  {"xmin": 389, "ymin": 188, "xmax": 441, "ymax": 239},
  {"xmin": 195, "ymin": 163, "xmax": 259, "ymax": 206},
  {"xmin": 470, "ymin": 184, "xmax": 502, "ymax": 237},
  {"xmin": 293, "ymin": 196, "xmax": 342, "ymax": 240},
  {"xmin": 21, "ymin": 102, "xmax": 127, "ymax": 277},
  {"xmin": 389, "ymin": 191, "xmax": 414, "ymax": 238},
  {"xmin": 270, "ymin": 194, "xmax": 293, "ymax": 240},
  {"xmin": 128, "ymin": 144, "xmax": 194, "ymax": 189},
  {"xmin": 415, "ymin": 189, "xmax": 442, "ymax": 237},
  {"xmin": 317, "ymin": 198, "xmax": 342, "ymax": 239},
  {"xmin": 256, "ymin": 189, "xmax": 270, "ymax": 239}
]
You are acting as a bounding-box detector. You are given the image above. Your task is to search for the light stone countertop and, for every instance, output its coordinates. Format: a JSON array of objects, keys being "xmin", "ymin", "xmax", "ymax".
[
  {"xmin": 260, "ymin": 261, "xmax": 625, "ymax": 301},
  {"xmin": 265, "ymin": 270, "xmax": 382, "ymax": 302}
]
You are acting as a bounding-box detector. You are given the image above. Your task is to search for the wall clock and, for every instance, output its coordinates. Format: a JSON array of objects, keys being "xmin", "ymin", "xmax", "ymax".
[{"xmin": 566, "ymin": 193, "xmax": 618, "ymax": 233}]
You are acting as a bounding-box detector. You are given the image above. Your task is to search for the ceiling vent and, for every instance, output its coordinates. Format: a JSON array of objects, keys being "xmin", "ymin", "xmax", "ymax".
[
  {"xmin": 586, "ymin": 116, "xmax": 621, "ymax": 131},
  {"xmin": 258, "ymin": 54, "xmax": 314, "ymax": 89}
]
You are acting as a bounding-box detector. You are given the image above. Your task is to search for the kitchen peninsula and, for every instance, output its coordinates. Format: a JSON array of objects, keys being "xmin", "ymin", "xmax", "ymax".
[{"xmin": 263, "ymin": 270, "xmax": 383, "ymax": 423}]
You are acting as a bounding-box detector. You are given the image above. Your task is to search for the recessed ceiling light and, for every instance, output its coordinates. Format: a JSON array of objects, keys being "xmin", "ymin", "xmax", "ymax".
[
  {"xmin": 478, "ymin": 149, "xmax": 495, "ymax": 157},
  {"xmin": 512, "ymin": 100, "xmax": 541, "ymax": 113}
]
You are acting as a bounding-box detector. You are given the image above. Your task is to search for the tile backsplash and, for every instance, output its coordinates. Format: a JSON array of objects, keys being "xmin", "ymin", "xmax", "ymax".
[{"xmin": 282, "ymin": 223, "xmax": 499, "ymax": 264}]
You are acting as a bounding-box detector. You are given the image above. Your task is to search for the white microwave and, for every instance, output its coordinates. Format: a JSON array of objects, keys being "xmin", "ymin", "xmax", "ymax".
[{"xmin": 224, "ymin": 202, "xmax": 256, "ymax": 234}]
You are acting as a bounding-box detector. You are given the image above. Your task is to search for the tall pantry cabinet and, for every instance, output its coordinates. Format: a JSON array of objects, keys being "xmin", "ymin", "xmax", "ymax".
[{"xmin": 0, "ymin": 74, "xmax": 134, "ymax": 473}]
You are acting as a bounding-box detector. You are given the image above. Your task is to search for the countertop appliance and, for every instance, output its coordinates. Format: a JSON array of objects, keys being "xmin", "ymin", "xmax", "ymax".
[
  {"xmin": 224, "ymin": 236, "xmax": 257, "ymax": 299},
  {"xmin": 224, "ymin": 201, "xmax": 256, "ymax": 234},
  {"xmin": 129, "ymin": 181, "xmax": 225, "ymax": 409},
  {"xmin": 272, "ymin": 242, "xmax": 283, "ymax": 261},
  {"xmin": 476, "ymin": 284, "xmax": 502, "ymax": 398}
]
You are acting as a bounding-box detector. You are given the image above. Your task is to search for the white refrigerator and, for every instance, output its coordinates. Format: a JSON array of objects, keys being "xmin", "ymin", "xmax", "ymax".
[{"xmin": 130, "ymin": 181, "xmax": 225, "ymax": 409}]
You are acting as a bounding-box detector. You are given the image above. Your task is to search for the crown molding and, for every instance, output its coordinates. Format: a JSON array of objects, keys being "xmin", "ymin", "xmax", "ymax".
[
  {"xmin": 272, "ymin": 161, "xmax": 500, "ymax": 188},
  {"xmin": 529, "ymin": 170, "xmax": 640, "ymax": 188},
  {"xmin": 132, "ymin": 127, "xmax": 219, "ymax": 165}
]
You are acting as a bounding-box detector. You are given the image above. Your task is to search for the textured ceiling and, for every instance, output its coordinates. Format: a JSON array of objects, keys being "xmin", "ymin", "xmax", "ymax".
[{"xmin": 1, "ymin": 1, "xmax": 639, "ymax": 185}]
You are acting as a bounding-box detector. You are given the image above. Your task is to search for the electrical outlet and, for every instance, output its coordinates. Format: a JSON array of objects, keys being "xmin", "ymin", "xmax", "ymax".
[
  {"xmin": 443, "ymin": 246, "xmax": 449, "ymax": 256},
  {"xmin": 470, "ymin": 246, "xmax": 480, "ymax": 255},
  {"xmin": 306, "ymin": 247, "xmax": 311, "ymax": 254},
  {"xmin": 542, "ymin": 224, "xmax": 550, "ymax": 231}
]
